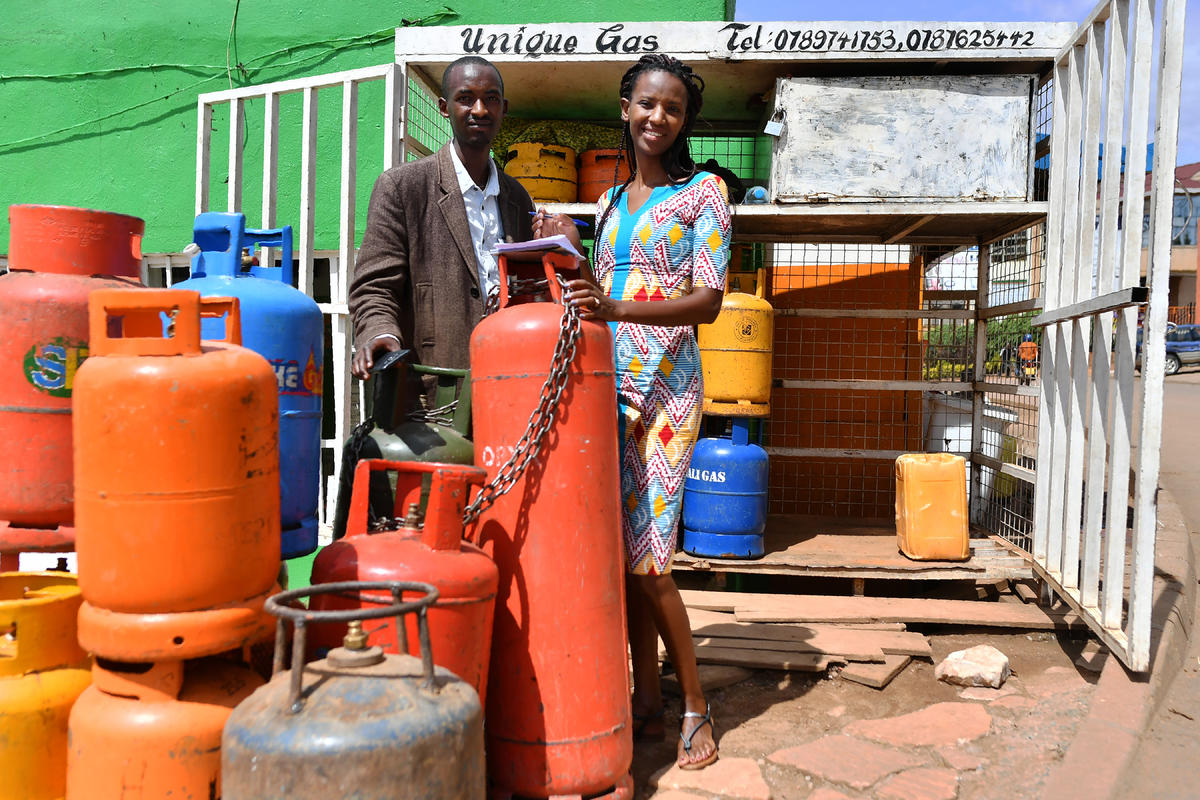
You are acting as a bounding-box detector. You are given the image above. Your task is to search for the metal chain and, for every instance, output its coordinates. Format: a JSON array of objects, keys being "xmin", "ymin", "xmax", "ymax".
[{"xmin": 462, "ymin": 275, "xmax": 582, "ymax": 526}]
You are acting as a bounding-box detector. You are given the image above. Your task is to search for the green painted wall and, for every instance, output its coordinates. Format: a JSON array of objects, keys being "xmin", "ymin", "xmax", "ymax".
[{"xmin": 0, "ymin": 1, "xmax": 730, "ymax": 255}]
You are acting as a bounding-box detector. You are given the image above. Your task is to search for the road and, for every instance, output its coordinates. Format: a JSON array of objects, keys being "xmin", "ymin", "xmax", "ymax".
[{"xmin": 1114, "ymin": 368, "xmax": 1200, "ymax": 799}]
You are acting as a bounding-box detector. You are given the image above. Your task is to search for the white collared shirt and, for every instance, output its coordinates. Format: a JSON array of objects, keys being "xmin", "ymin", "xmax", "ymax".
[{"xmin": 450, "ymin": 145, "xmax": 503, "ymax": 299}]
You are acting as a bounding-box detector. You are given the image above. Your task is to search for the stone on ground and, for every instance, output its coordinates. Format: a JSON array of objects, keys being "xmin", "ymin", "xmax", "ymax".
[
  {"xmin": 875, "ymin": 767, "xmax": 959, "ymax": 800},
  {"xmin": 935, "ymin": 644, "xmax": 1011, "ymax": 688},
  {"xmin": 651, "ymin": 757, "xmax": 771, "ymax": 800},
  {"xmin": 768, "ymin": 734, "xmax": 925, "ymax": 789},
  {"xmin": 845, "ymin": 702, "xmax": 992, "ymax": 748}
]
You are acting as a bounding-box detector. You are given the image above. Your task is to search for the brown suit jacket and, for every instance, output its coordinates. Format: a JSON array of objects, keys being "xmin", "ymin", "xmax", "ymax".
[{"xmin": 349, "ymin": 143, "xmax": 535, "ymax": 376}]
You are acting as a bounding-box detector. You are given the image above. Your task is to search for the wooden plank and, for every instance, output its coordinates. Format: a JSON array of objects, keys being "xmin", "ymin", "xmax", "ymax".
[
  {"xmin": 681, "ymin": 592, "xmax": 1084, "ymax": 629},
  {"xmin": 729, "ymin": 594, "xmax": 1089, "ymax": 633},
  {"xmin": 694, "ymin": 635, "xmax": 884, "ymax": 663},
  {"xmin": 687, "ymin": 608, "xmax": 931, "ymax": 659},
  {"xmin": 693, "ymin": 645, "xmax": 839, "ymax": 673},
  {"xmin": 840, "ymin": 655, "xmax": 912, "ymax": 689},
  {"xmin": 662, "ymin": 665, "xmax": 754, "ymax": 695},
  {"xmin": 1011, "ymin": 580, "xmax": 1039, "ymax": 604}
]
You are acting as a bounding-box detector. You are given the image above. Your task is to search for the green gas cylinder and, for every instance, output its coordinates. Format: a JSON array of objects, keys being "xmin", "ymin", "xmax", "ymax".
[{"xmin": 330, "ymin": 357, "xmax": 473, "ymax": 540}]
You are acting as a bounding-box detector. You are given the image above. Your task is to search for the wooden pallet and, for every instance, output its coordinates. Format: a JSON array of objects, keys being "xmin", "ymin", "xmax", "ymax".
[{"xmin": 671, "ymin": 515, "xmax": 1033, "ymax": 582}]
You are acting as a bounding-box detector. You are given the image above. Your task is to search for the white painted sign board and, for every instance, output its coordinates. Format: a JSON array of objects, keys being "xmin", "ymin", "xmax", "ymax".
[{"xmin": 770, "ymin": 75, "xmax": 1035, "ymax": 203}]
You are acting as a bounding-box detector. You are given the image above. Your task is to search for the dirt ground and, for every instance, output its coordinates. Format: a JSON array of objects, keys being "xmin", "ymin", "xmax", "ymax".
[{"xmin": 635, "ymin": 622, "xmax": 1101, "ymax": 799}]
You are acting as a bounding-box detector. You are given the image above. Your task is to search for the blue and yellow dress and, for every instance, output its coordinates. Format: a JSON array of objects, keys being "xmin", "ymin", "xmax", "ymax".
[{"xmin": 593, "ymin": 171, "xmax": 731, "ymax": 575}]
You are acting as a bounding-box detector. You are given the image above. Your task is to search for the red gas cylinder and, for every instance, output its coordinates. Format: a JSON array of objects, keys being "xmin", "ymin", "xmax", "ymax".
[
  {"xmin": 0, "ymin": 205, "xmax": 143, "ymax": 566},
  {"xmin": 309, "ymin": 459, "xmax": 497, "ymax": 702},
  {"xmin": 67, "ymin": 657, "xmax": 262, "ymax": 799},
  {"xmin": 577, "ymin": 149, "xmax": 632, "ymax": 204},
  {"xmin": 72, "ymin": 289, "xmax": 279, "ymax": 658},
  {"xmin": 470, "ymin": 251, "xmax": 630, "ymax": 798}
]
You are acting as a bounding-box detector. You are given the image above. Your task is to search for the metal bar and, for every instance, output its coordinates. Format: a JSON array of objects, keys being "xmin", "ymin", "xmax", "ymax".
[
  {"xmin": 975, "ymin": 381, "xmax": 1041, "ymax": 398},
  {"xmin": 883, "ymin": 215, "xmax": 936, "ymax": 244},
  {"xmin": 973, "ymin": 453, "xmax": 1037, "ymax": 485},
  {"xmin": 980, "ymin": 298, "xmax": 1043, "ymax": 319},
  {"xmin": 1129, "ymin": 0, "xmax": 1187, "ymax": 672},
  {"xmin": 1046, "ymin": 47, "xmax": 1085, "ymax": 575},
  {"xmin": 331, "ymin": 81, "xmax": 359, "ymax": 520},
  {"xmin": 765, "ymin": 447, "xmax": 916, "ymax": 460},
  {"xmin": 227, "ymin": 96, "xmax": 244, "ymax": 213},
  {"xmin": 299, "ymin": 86, "xmax": 318, "ymax": 298},
  {"xmin": 260, "ymin": 92, "xmax": 280, "ymax": 268},
  {"xmin": 385, "ymin": 62, "xmax": 405, "ymax": 169},
  {"xmin": 1105, "ymin": 0, "xmax": 1153, "ymax": 632},
  {"xmin": 1082, "ymin": 0, "xmax": 1131, "ymax": 612},
  {"xmin": 776, "ymin": 380, "xmax": 966, "ymax": 391},
  {"xmin": 198, "ymin": 63, "xmax": 395, "ymax": 103},
  {"xmin": 775, "ymin": 308, "xmax": 974, "ymax": 320},
  {"xmin": 1056, "ymin": 0, "xmax": 1117, "ymax": 61},
  {"xmin": 970, "ymin": 243, "xmax": 990, "ymax": 523},
  {"xmin": 1033, "ymin": 58, "xmax": 1069, "ymax": 564},
  {"xmin": 1031, "ymin": 286, "xmax": 1148, "ymax": 326},
  {"xmin": 1059, "ymin": 22, "xmax": 1106, "ymax": 592},
  {"xmin": 195, "ymin": 101, "xmax": 212, "ymax": 216}
]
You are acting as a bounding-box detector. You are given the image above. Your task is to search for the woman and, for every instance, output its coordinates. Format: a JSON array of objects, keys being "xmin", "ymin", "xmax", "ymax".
[{"xmin": 565, "ymin": 53, "xmax": 730, "ymax": 771}]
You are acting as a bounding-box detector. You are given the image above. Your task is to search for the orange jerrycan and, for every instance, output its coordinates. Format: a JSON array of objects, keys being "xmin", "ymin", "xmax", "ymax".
[
  {"xmin": 0, "ymin": 572, "xmax": 91, "ymax": 800},
  {"xmin": 895, "ymin": 453, "xmax": 969, "ymax": 561},
  {"xmin": 73, "ymin": 290, "xmax": 281, "ymax": 616},
  {"xmin": 67, "ymin": 657, "xmax": 262, "ymax": 800}
]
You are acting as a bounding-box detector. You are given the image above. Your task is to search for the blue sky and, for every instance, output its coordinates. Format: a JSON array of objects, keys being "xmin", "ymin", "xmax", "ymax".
[{"xmin": 735, "ymin": 0, "xmax": 1199, "ymax": 166}]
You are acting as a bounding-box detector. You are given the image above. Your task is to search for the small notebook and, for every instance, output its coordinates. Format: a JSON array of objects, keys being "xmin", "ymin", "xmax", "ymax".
[{"xmin": 493, "ymin": 234, "xmax": 585, "ymax": 261}]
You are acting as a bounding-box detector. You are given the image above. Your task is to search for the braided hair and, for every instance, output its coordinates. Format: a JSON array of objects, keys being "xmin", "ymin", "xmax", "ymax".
[{"xmin": 594, "ymin": 54, "xmax": 706, "ymax": 248}]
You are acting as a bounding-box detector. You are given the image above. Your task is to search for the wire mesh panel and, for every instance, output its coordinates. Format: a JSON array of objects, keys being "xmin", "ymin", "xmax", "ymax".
[
  {"xmin": 406, "ymin": 76, "xmax": 450, "ymax": 159},
  {"xmin": 766, "ymin": 242, "xmax": 981, "ymax": 521}
]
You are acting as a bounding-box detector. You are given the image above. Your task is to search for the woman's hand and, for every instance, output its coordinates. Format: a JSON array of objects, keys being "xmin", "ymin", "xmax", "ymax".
[
  {"xmin": 565, "ymin": 278, "xmax": 618, "ymax": 321},
  {"xmin": 532, "ymin": 207, "xmax": 586, "ymax": 256}
]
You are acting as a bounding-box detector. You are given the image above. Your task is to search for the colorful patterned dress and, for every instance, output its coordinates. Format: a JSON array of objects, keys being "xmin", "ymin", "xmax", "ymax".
[{"xmin": 593, "ymin": 171, "xmax": 731, "ymax": 575}]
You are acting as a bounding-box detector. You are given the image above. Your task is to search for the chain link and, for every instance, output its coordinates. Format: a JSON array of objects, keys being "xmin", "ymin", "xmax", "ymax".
[{"xmin": 462, "ymin": 275, "xmax": 582, "ymax": 526}]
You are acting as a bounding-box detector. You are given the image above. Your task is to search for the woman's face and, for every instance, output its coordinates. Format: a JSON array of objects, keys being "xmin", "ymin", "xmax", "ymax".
[{"xmin": 621, "ymin": 69, "xmax": 688, "ymax": 161}]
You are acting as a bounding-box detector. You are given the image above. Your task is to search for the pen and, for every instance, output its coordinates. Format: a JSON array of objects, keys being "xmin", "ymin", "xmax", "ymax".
[{"xmin": 530, "ymin": 210, "xmax": 589, "ymax": 228}]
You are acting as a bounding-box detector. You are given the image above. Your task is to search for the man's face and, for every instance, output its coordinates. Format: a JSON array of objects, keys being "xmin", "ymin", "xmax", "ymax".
[{"xmin": 439, "ymin": 64, "xmax": 506, "ymax": 150}]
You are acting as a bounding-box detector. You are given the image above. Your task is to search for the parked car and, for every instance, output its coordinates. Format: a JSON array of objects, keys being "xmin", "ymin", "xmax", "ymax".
[{"xmin": 1136, "ymin": 322, "xmax": 1200, "ymax": 375}]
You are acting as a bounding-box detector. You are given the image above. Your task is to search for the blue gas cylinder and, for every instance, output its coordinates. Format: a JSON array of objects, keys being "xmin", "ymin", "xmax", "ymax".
[
  {"xmin": 682, "ymin": 418, "xmax": 768, "ymax": 558},
  {"xmin": 177, "ymin": 212, "xmax": 322, "ymax": 559}
]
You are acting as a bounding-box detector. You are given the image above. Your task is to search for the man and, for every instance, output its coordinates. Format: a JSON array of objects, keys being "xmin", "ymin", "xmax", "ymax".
[
  {"xmin": 349, "ymin": 56, "xmax": 579, "ymax": 393},
  {"xmin": 1018, "ymin": 333, "xmax": 1038, "ymax": 382}
]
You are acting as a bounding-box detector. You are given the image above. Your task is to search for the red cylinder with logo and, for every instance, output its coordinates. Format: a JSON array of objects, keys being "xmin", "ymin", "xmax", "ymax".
[
  {"xmin": 0, "ymin": 205, "xmax": 143, "ymax": 564},
  {"xmin": 470, "ymin": 251, "xmax": 630, "ymax": 798},
  {"xmin": 73, "ymin": 290, "xmax": 280, "ymax": 622},
  {"xmin": 308, "ymin": 459, "xmax": 497, "ymax": 702}
]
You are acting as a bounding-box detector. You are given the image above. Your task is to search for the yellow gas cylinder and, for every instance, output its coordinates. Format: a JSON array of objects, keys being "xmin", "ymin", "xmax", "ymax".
[
  {"xmin": 504, "ymin": 142, "xmax": 577, "ymax": 204},
  {"xmin": 698, "ymin": 266, "xmax": 773, "ymax": 415},
  {"xmin": 0, "ymin": 572, "xmax": 91, "ymax": 800}
]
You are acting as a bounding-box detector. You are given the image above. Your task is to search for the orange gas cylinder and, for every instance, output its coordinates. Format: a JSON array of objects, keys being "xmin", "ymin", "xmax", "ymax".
[
  {"xmin": 0, "ymin": 206, "xmax": 143, "ymax": 563},
  {"xmin": 577, "ymin": 149, "xmax": 632, "ymax": 204},
  {"xmin": 0, "ymin": 572, "xmax": 91, "ymax": 800},
  {"xmin": 66, "ymin": 657, "xmax": 262, "ymax": 800},
  {"xmin": 308, "ymin": 459, "xmax": 498, "ymax": 702},
  {"xmin": 470, "ymin": 250, "xmax": 631, "ymax": 798},
  {"xmin": 72, "ymin": 289, "xmax": 280, "ymax": 618}
]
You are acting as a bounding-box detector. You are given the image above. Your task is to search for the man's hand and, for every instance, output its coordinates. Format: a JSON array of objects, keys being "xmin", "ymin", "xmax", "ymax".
[{"xmin": 351, "ymin": 335, "xmax": 402, "ymax": 380}]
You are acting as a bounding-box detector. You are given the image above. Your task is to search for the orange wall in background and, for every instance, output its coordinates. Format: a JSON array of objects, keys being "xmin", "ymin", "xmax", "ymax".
[{"xmin": 768, "ymin": 259, "xmax": 924, "ymax": 520}]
